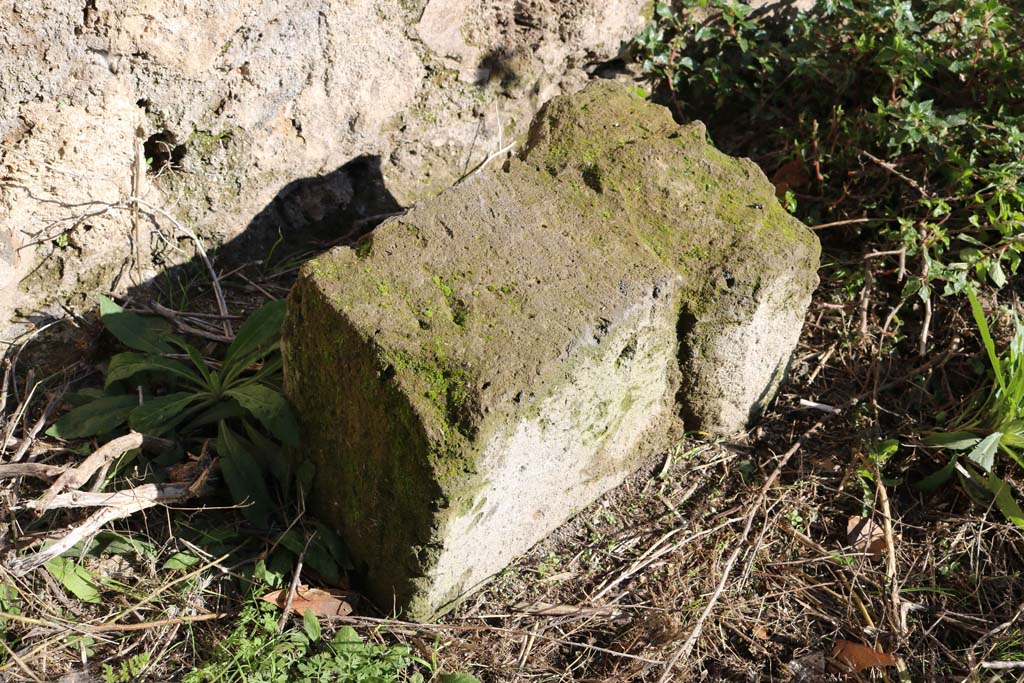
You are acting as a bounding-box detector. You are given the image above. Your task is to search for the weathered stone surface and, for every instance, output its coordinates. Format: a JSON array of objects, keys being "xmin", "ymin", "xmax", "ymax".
[
  {"xmin": 0, "ymin": 0, "xmax": 648, "ymax": 329},
  {"xmin": 282, "ymin": 81, "xmax": 820, "ymax": 617}
]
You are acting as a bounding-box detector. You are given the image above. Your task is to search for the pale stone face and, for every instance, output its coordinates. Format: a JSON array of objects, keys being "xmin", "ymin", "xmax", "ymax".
[
  {"xmin": 426, "ymin": 288, "xmax": 681, "ymax": 611},
  {"xmin": 283, "ymin": 82, "xmax": 820, "ymax": 618}
]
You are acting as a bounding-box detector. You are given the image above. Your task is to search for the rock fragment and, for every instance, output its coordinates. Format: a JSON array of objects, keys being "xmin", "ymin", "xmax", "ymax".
[{"xmin": 283, "ymin": 81, "xmax": 819, "ymax": 617}]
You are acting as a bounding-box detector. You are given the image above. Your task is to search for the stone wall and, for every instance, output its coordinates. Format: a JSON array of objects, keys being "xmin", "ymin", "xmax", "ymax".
[{"xmin": 0, "ymin": 0, "xmax": 649, "ymax": 328}]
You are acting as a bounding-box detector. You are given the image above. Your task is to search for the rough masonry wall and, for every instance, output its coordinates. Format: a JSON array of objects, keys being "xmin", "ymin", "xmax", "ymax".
[{"xmin": 0, "ymin": 0, "xmax": 649, "ymax": 328}]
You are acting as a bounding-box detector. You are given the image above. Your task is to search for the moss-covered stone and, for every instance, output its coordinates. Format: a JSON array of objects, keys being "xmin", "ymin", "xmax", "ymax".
[{"xmin": 282, "ymin": 81, "xmax": 819, "ymax": 618}]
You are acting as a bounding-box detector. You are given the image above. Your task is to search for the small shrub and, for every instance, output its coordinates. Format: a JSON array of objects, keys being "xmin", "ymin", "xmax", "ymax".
[
  {"xmin": 183, "ymin": 602, "xmax": 481, "ymax": 683},
  {"xmin": 920, "ymin": 287, "xmax": 1024, "ymax": 527},
  {"xmin": 47, "ymin": 296, "xmax": 298, "ymax": 529},
  {"xmin": 636, "ymin": 0, "xmax": 1024, "ymax": 301}
]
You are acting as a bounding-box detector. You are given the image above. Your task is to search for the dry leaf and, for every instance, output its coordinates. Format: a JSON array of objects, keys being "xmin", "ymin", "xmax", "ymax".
[
  {"xmin": 260, "ymin": 584, "xmax": 354, "ymax": 617},
  {"xmin": 829, "ymin": 640, "xmax": 898, "ymax": 673},
  {"xmin": 771, "ymin": 158, "xmax": 811, "ymax": 196},
  {"xmin": 752, "ymin": 625, "xmax": 769, "ymax": 640},
  {"xmin": 788, "ymin": 651, "xmax": 828, "ymax": 683},
  {"xmin": 846, "ymin": 515, "xmax": 887, "ymax": 560}
]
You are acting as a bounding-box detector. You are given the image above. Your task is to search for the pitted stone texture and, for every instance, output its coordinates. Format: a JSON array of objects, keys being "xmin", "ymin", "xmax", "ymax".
[
  {"xmin": 0, "ymin": 0, "xmax": 648, "ymax": 328},
  {"xmin": 282, "ymin": 82, "xmax": 820, "ymax": 618}
]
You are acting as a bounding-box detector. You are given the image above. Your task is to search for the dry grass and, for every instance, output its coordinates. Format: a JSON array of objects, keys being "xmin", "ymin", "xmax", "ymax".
[{"xmin": 1, "ymin": 246, "xmax": 1023, "ymax": 683}]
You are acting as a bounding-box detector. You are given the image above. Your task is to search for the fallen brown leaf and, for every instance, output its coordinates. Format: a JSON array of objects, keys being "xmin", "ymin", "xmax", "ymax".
[
  {"xmin": 829, "ymin": 640, "xmax": 898, "ymax": 674},
  {"xmin": 771, "ymin": 157, "xmax": 811, "ymax": 196},
  {"xmin": 847, "ymin": 515, "xmax": 888, "ymax": 560},
  {"xmin": 752, "ymin": 625, "xmax": 769, "ymax": 640},
  {"xmin": 261, "ymin": 584, "xmax": 354, "ymax": 617}
]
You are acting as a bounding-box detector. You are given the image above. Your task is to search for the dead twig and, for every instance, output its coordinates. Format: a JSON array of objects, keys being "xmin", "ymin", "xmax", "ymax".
[
  {"xmin": 8, "ymin": 480, "xmax": 206, "ymax": 576},
  {"xmin": 0, "ymin": 636, "xmax": 43, "ymax": 683},
  {"xmin": 862, "ymin": 151, "xmax": 932, "ymax": 198},
  {"xmin": 657, "ymin": 542, "xmax": 744, "ymax": 682},
  {"xmin": 462, "ymin": 141, "xmax": 516, "ymax": 181},
  {"xmin": 0, "ymin": 463, "xmax": 66, "ymax": 480},
  {"xmin": 810, "ymin": 217, "xmax": 898, "ymax": 231},
  {"xmin": 35, "ymin": 431, "xmax": 145, "ymax": 513},
  {"xmin": 9, "ymin": 386, "xmax": 65, "ymax": 464},
  {"xmin": 85, "ymin": 611, "xmax": 235, "ymax": 633},
  {"xmin": 279, "ymin": 531, "xmax": 317, "ymax": 631},
  {"xmin": 147, "ymin": 302, "xmax": 233, "ymax": 343},
  {"xmin": 130, "ymin": 197, "xmax": 232, "ymax": 337},
  {"xmin": 871, "ymin": 457, "xmax": 906, "ymax": 638},
  {"xmin": 22, "ymin": 482, "xmax": 200, "ymax": 511},
  {"xmin": 656, "ymin": 341, "xmax": 959, "ymax": 681},
  {"xmin": 327, "ymin": 614, "xmax": 664, "ymax": 665},
  {"xmin": 980, "ymin": 661, "xmax": 1024, "ymax": 670}
]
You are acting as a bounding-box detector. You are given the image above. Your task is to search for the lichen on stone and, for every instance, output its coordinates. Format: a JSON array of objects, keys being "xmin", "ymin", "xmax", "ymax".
[{"xmin": 283, "ymin": 80, "xmax": 820, "ymax": 619}]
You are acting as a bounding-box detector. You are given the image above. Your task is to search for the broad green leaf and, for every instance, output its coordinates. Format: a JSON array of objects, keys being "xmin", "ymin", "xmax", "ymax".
[
  {"xmin": 46, "ymin": 394, "xmax": 138, "ymax": 439},
  {"xmin": 915, "ymin": 454, "xmax": 958, "ymax": 492},
  {"xmin": 244, "ymin": 352, "xmax": 283, "ymax": 387},
  {"xmin": 225, "ymin": 383, "xmax": 300, "ymax": 446},
  {"xmin": 99, "ymin": 295, "xmax": 176, "ymax": 354},
  {"xmin": 332, "ymin": 626, "xmax": 362, "ymax": 650},
  {"xmin": 244, "ymin": 420, "xmax": 291, "ymax": 485},
  {"xmin": 129, "ymin": 392, "xmax": 207, "ymax": 435},
  {"xmin": 167, "ymin": 338, "xmax": 216, "ymax": 388},
  {"xmin": 81, "ymin": 531, "xmax": 156, "ymax": 560},
  {"xmin": 984, "ymin": 473, "xmax": 1024, "ymax": 529},
  {"xmin": 966, "ymin": 432, "xmax": 1002, "ymax": 472},
  {"xmin": 277, "ymin": 530, "xmax": 341, "ymax": 585},
  {"xmin": 0, "ymin": 582, "xmax": 20, "ymax": 616},
  {"xmin": 313, "ymin": 522, "xmax": 352, "ymax": 570},
  {"xmin": 990, "ymin": 260, "xmax": 1008, "ymax": 288},
  {"xmin": 105, "ymin": 352, "xmax": 205, "ymax": 389},
  {"xmin": 224, "ymin": 300, "xmax": 287, "ymax": 372},
  {"xmin": 184, "ymin": 399, "xmax": 247, "ymax": 431},
  {"xmin": 163, "ymin": 552, "xmax": 201, "ymax": 570},
  {"xmin": 217, "ymin": 422, "xmax": 276, "ymax": 529},
  {"xmin": 867, "ymin": 438, "xmax": 899, "ymax": 464},
  {"xmin": 924, "ymin": 431, "xmax": 981, "ymax": 450},
  {"xmin": 966, "ymin": 287, "xmax": 1005, "ymax": 393},
  {"xmin": 253, "ymin": 558, "xmax": 285, "ymax": 589},
  {"xmin": 65, "ymin": 387, "xmax": 106, "ymax": 406},
  {"xmin": 440, "ymin": 675, "xmax": 482, "ymax": 683},
  {"xmin": 303, "ymin": 609, "xmax": 321, "ymax": 641},
  {"xmin": 45, "ymin": 556, "xmax": 101, "ymax": 603}
]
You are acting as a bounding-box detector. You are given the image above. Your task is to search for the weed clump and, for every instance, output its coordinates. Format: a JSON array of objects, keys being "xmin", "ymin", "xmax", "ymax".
[{"xmin": 637, "ymin": 0, "xmax": 1024, "ymax": 300}]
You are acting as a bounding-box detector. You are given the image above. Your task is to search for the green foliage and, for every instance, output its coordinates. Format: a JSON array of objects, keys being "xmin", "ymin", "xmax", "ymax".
[
  {"xmin": 183, "ymin": 602, "xmax": 478, "ymax": 683},
  {"xmin": 44, "ymin": 556, "xmax": 102, "ymax": 603},
  {"xmin": 0, "ymin": 581, "xmax": 20, "ymax": 624},
  {"xmin": 855, "ymin": 439, "xmax": 902, "ymax": 513},
  {"xmin": 103, "ymin": 653, "xmax": 151, "ymax": 683},
  {"xmin": 637, "ymin": 0, "xmax": 1024, "ymax": 299},
  {"xmin": 47, "ymin": 296, "xmax": 300, "ymax": 528},
  {"xmin": 921, "ymin": 287, "xmax": 1024, "ymax": 527}
]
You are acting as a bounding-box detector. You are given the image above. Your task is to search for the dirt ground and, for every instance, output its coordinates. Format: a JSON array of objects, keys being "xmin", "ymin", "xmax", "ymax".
[{"xmin": 1, "ymin": 235, "xmax": 1022, "ymax": 683}]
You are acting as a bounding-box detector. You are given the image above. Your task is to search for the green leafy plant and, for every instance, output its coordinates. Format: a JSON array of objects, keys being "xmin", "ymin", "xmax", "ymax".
[
  {"xmin": 47, "ymin": 296, "xmax": 299, "ymax": 528},
  {"xmin": 920, "ymin": 287, "xmax": 1024, "ymax": 527},
  {"xmin": 636, "ymin": 0, "xmax": 1024, "ymax": 301},
  {"xmin": 103, "ymin": 653, "xmax": 151, "ymax": 683},
  {"xmin": 50, "ymin": 296, "xmax": 297, "ymax": 443},
  {"xmin": 855, "ymin": 439, "xmax": 901, "ymax": 513},
  {"xmin": 183, "ymin": 602, "xmax": 480, "ymax": 683}
]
